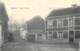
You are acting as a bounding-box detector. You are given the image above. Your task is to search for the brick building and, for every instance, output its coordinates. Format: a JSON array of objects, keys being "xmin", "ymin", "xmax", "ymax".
[{"xmin": 46, "ymin": 5, "xmax": 80, "ymax": 42}]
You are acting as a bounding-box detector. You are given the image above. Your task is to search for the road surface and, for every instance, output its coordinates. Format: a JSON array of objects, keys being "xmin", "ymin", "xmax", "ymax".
[{"xmin": 1, "ymin": 40, "xmax": 79, "ymax": 51}]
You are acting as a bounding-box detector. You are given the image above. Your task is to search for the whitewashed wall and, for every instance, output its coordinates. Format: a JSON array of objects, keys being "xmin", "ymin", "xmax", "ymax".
[{"xmin": 0, "ymin": 25, "xmax": 3, "ymax": 47}]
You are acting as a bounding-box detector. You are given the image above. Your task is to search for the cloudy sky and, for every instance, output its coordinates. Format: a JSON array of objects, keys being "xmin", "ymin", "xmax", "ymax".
[{"xmin": 2, "ymin": 0, "xmax": 80, "ymax": 23}]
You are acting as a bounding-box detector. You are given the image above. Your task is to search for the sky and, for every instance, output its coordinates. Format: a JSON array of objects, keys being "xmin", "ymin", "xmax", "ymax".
[{"xmin": 1, "ymin": 0, "xmax": 80, "ymax": 24}]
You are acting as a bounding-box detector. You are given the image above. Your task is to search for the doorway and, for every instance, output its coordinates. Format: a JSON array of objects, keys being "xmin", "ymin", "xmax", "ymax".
[
  {"xmin": 69, "ymin": 31, "xmax": 74, "ymax": 42},
  {"xmin": 58, "ymin": 32, "xmax": 63, "ymax": 39}
]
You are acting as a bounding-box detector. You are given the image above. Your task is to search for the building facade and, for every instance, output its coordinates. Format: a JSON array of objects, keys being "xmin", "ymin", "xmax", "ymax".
[
  {"xmin": 0, "ymin": 2, "xmax": 9, "ymax": 47},
  {"xmin": 27, "ymin": 16, "xmax": 46, "ymax": 40},
  {"xmin": 46, "ymin": 6, "xmax": 80, "ymax": 41}
]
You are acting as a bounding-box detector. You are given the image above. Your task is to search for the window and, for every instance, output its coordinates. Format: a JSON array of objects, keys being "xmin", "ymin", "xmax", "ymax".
[
  {"xmin": 53, "ymin": 20, "xmax": 57, "ymax": 28},
  {"xmin": 58, "ymin": 19, "xmax": 62, "ymax": 28},
  {"xmin": 63, "ymin": 31, "xmax": 68, "ymax": 39},
  {"xmin": 53, "ymin": 32, "xmax": 57, "ymax": 39},
  {"xmin": 75, "ymin": 17, "xmax": 80, "ymax": 26},
  {"xmin": 75, "ymin": 31, "xmax": 80, "ymax": 39},
  {"xmin": 48, "ymin": 32, "xmax": 53, "ymax": 40},
  {"xmin": 47, "ymin": 20, "xmax": 53, "ymax": 28},
  {"xmin": 69, "ymin": 18, "xmax": 73, "ymax": 27},
  {"xmin": 49, "ymin": 31, "xmax": 52, "ymax": 34},
  {"xmin": 63, "ymin": 18, "xmax": 68, "ymax": 27},
  {"xmin": 38, "ymin": 34, "xmax": 42, "ymax": 36},
  {"xmin": 75, "ymin": 17, "xmax": 80, "ymax": 30}
]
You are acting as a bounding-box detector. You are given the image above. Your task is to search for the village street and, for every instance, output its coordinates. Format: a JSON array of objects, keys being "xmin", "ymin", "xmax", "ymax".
[{"xmin": 1, "ymin": 40, "xmax": 79, "ymax": 51}]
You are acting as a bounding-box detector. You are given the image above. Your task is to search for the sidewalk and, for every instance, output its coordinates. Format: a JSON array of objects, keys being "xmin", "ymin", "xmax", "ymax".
[{"xmin": 35, "ymin": 39, "xmax": 69, "ymax": 44}]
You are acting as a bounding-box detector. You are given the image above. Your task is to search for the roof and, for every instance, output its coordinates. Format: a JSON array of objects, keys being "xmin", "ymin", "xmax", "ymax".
[{"xmin": 48, "ymin": 6, "xmax": 80, "ymax": 17}]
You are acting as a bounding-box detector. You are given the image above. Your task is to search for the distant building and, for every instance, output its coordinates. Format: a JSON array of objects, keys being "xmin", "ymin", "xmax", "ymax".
[
  {"xmin": 0, "ymin": 2, "xmax": 9, "ymax": 46},
  {"xmin": 20, "ymin": 28, "xmax": 27, "ymax": 39},
  {"xmin": 46, "ymin": 5, "xmax": 80, "ymax": 42},
  {"xmin": 27, "ymin": 16, "xmax": 46, "ymax": 40},
  {"xmin": 8, "ymin": 23, "xmax": 21, "ymax": 41}
]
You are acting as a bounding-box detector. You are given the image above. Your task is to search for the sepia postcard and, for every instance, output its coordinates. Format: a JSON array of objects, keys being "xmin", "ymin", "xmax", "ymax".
[{"xmin": 0, "ymin": 0, "xmax": 80, "ymax": 51}]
